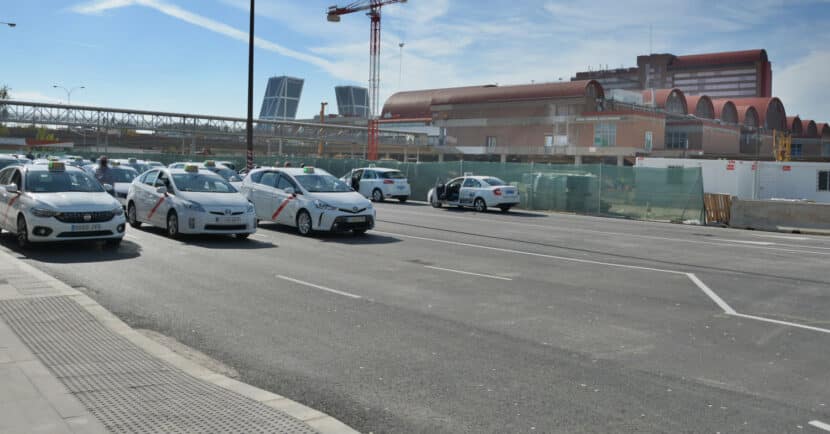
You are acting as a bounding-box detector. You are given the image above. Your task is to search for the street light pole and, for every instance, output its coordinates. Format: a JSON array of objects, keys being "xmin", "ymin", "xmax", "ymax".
[
  {"xmin": 245, "ymin": 0, "xmax": 255, "ymax": 171},
  {"xmin": 398, "ymin": 42, "xmax": 404, "ymax": 90},
  {"xmin": 52, "ymin": 85, "xmax": 85, "ymax": 105}
]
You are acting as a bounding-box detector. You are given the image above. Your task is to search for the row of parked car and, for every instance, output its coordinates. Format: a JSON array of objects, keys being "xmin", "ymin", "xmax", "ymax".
[{"xmin": 0, "ymin": 154, "xmax": 521, "ymax": 248}]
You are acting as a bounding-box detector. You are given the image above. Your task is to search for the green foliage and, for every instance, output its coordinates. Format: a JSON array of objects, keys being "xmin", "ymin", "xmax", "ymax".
[{"xmin": 35, "ymin": 127, "xmax": 56, "ymax": 141}]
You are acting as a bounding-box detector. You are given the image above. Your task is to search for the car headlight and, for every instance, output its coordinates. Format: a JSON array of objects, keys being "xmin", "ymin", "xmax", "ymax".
[
  {"xmin": 313, "ymin": 199, "xmax": 337, "ymax": 211},
  {"xmin": 181, "ymin": 201, "xmax": 205, "ymax": 212},
  {"xmin": 32, "ymin": 208, "xmax": 61, "ymax": 218},
  {"xmin": 366, "ymin": 202, "xmax": 373, "ymax": 209},
  {"xmin": 112, "ymin": 206, "xmax": 124, "ymax": 216},
  {"xmin": 246, "ymin": 203, "xmax": 255, "ymax": 213}
]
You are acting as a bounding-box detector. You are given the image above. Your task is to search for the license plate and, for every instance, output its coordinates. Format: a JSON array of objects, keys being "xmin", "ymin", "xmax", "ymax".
[
  {"xmin": 216, "ymin": 216, "xmax": 241, "ymax": 224},
  {"xmin": 71, "ymin": 224, "xmax": 101, "ymax": 232},
  {"xmin": 505, "ymin": 189, "xmax": 516, "ymax": 195},
  {"xmin": 397, "ymin": 185, "xmax": 406, "ymax": 190},
  {"xmin": 346, "ymin": 216, "xmax": 366, "ymax": 223}
]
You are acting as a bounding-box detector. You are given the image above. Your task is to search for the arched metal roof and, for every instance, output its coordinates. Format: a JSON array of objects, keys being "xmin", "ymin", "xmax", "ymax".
[
  {"xmin": 686, "ymin": 95, "xmax": 715, "ymax": 119},
  {"xmin": 730, "ymin": 97, "xmax": 787, "ymax": 131},
  {"xmin": 735, "ymin": 105, "xmax": 760, "ymax": 129},
  {"xmin": 381, "ymin": 80, "xmax": 605, "ymax": 120},
  {"xmin": 787, "ymin": 116, "xmax": 803, "ymax": 136},
  {"xmin": 641, "ymin": 88, "xmax": 688, "ymax": 115},
  {"xmin": 711, "ymin": 99, "xmax": 738, "ymax": 124}
]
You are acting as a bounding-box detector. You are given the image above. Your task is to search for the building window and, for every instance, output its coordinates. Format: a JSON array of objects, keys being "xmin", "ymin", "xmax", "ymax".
[
  {"xmin": 544, "ymin": 135, "xmax": 553, "ymax": 147},
  {"xmin": 593, "ymin": 122, "xmax": 616, "ymax": 147},
  {"xmin": 486, "ymin": 136, "xmax": 497, "ymax": 151},
  {"xmin": 791, "ymin": 143, "xmax": 802, "ymax": 157},
  {"xmin": 819, "ymin": 171, "xmax": 830, "ymax": 192},
  {"xmin": 666, "ymin": 130, "xmax": 688, "ymax": 149},
  {"xmin": 823, "ymin": 143, "xmax": 830, "ymax": 157},
  {"xmin": 645, "ymin": 131, "xmax": 653, "ymax": 152}
]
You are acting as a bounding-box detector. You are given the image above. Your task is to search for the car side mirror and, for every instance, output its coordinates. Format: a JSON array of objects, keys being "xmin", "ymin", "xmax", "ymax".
[
  {"xmin": 4, "ymin": 183, "xmax": 18, "ymax": 194},
  {"xmin": 283, "ymin": 187, "xmax": 295, "ymax": 195},
  {"xmin": 156, "ymin": 186, "xmax": 168, "ymax": 195},
  {"xmin": 103, "ymin": 183, "xmax": 114, "ymax": 192}
]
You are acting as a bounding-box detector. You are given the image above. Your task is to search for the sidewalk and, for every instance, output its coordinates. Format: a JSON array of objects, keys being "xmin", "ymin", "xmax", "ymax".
[{"xmin": 0, "ymin": 249, "xmax": 357, "ymax": 434}]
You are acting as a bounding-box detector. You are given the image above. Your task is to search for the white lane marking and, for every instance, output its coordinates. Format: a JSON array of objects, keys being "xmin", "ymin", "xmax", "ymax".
[
  {"xmin": 124, "ymin": 234, "xmax": 139, "ymax": 240},
  {"xmin": 251, "ymin": 233, "xmax": 269, "ymax": 239},
  {"xmin": 716, "ymin": 239, "xmax": 774, "ymax": 246},
  {"xmin": 379, "ymin": 230, "xmax": 830, "ymax": 335},
  {"xmin": 378, "ymin": 210, "xmax": 830, "ymax": 255},
  {"xmin": 276, "ymin": 275, "xmax": 362, "ymax": 299},
  {"xmin": 686, "ymin": 273, "xmax": 737, "ymax": 315},
  {"xmin": 730, "ymin": 313, "xmax": 830, "ymax": 335},
  {"xmin": 809, "ymin": 420, "xmax": 830, "ymax": 432},
  {"xmin": 424, "ymin": 265, "xmax": 513, "ymax": 281},
  {"xmin": 374, "ymin": 230, "xmax": 688, "ymax": 276},
  {"xmin": 750, "ymin": 234, "xmax": 809, "ymax": 241}
]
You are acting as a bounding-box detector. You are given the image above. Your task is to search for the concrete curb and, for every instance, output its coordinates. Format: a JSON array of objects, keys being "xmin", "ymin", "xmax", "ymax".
[{"xmin": 3, "ymin": 251, "xmax": 359, "ymax": 434}]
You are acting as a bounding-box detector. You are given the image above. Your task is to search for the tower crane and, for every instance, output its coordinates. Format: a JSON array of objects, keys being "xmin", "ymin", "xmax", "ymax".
[{"xmin": 327, "ymin": 0, "xmax": 407, "ymax": 161}]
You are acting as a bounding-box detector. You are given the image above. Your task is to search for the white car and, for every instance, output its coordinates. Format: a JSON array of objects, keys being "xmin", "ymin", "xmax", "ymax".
[
  {"xmin": 125, "ymin": 165, "xmax": 256, "ymax": 239},
  {"xmin": 0, "ymin": 162, "xmax": 126, "ymax": 248},
  {"xmin": 82, "ymin": 164, "xmax": 139, "ymax": 208},
  {"xmin": 341, "ymin": 167, "xmax": 411, "ymax": 202},
  {"xmin": 239, "ymin": 167, "xmax": 375, "ymax": 236},
  {"xmin": 171, "ymin": 161, "xmax": 242, "ymax": 188},
  {"xmin": 428, "ymin": 175, "xmax": 520, "ymax": 212}
]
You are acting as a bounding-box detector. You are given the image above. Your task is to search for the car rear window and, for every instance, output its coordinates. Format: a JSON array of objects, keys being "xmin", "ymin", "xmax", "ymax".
[
  {"xmin": 381, "ymin": 171, "xmax": 405, "ymax": 179},
  {"xmin": 481, "ymin": 177, "xmax": 507, "ymax": 186}
]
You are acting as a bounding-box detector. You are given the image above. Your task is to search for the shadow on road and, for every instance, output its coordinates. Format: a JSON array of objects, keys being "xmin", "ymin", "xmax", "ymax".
[
  {"xmin": 437, "ymin": 207, "xmax": 549, "ymax": 218},
  {"xmin": 137, "ymin": 227, "xmax": 276, "ymax": 250},
  {"xmin": 258, "ymin": 223, "xmax": 401, "ymax": 245},
  {"xmin": 0, "ymin": 233, "xmax": 142, "ymax": 263}
]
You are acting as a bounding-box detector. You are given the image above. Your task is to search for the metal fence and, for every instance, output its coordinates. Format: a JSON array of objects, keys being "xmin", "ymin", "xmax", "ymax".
[{"xmin": 75, "ymin": 152, "xmax": 705, "ymax": 223}]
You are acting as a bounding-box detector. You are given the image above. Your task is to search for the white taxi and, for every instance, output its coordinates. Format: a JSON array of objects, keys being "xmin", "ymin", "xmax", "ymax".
[
  {"xmin": 0, "ymin": 162, "xmax": 126, "ymax": 248},
  {"xmin": 125, "ymin": 165, "xmax": 256, "ymax": 239},
  {"xmin": 340, "ymin": 167, "xmax": 411, "ymax": 202},
  {"xmin": 239, "ymin": 167, "xmax": 375, "ymax": 236},
  {"xmin": 428, "ymin": 174, "xmax": 520, "ymax": 212},
  {"xmin": 82, "ymin": 163, "xmax": 139, "ymax": 208}
]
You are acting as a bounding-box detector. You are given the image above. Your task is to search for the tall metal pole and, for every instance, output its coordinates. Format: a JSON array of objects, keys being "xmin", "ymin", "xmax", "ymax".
[
  {"xmin": 398, "ymin": 42, "xmax": 404, "ymax": 90},
  {"xmin": 245, "ymin": 0, "xmax": 255, "ymax": 170}
]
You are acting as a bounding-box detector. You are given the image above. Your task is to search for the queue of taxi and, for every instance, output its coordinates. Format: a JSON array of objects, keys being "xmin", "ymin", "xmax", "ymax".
[{"xmin": 0, "ymin": 154, "xmax": 522, "ymax": 248}]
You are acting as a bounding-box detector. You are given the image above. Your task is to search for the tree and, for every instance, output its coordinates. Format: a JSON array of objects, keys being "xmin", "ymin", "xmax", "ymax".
[{"xmin": 0, "ymin": 85, "xmax": 9, "ymax": 136}]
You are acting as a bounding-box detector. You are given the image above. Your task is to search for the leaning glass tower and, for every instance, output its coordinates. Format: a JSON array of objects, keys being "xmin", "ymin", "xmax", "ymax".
[{"xmin": 259, "ymin": 76, "xmax": 304, "ymax": 120}]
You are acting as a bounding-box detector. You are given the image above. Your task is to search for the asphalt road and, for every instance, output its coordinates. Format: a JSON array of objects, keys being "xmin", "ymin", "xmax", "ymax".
[{"xmin": 2, "ymin": 203, "xmax": 830, "ymax": 433}]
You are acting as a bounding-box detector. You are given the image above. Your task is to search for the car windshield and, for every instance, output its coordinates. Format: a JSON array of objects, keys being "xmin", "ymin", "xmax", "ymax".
[
  {"xmin": 0, "ymin": 159, "xmax": 19, "ymax": 170},
  {"xmin": 26, "ymin": 170, "xmax": 105, "ymax": 193},
  {"xmin": 381, "ymin": 171, "xmax": 406, "ymax": 179},
  {"xmin": 172, "ymin": 173, "xmax": 236, "ymax": 193},
  {"xmin": 294, "ymin": 174, "xmax": 352, "ymax": 193},
  {"xmin": 207, "ymin": 167, "xmax": 241, "ymax": 182},
  {"xmin": 481, "ymin": 177, "xmax": 508, "ymax": 186},
  {"xmin": 109, "ymin": 168, "xmax": 138, "ymax": 183}
]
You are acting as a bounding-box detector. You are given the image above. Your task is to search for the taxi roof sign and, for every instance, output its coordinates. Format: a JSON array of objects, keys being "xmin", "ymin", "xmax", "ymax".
[
  {"xmin": 110, "ymin": 160, "xmax": 121, "ymax": 166},
  {"xmin": 302, "ymin": 166, "xmax": 315, "ymax": 174},
  {"xmin": 184, "ymin": 164, "xmax": 199, "ymax": 173},
  {"xmin": 48, "ymin": 161, "xmax": 66, "ymax": 172},
  {"xmin": 204, "ymin": 160, "xmax": 216, "ymax": 167}
]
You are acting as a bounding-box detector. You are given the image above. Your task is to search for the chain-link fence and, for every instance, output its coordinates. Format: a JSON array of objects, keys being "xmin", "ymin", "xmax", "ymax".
[{"xmin": 75, "ymin": 152, "xmax": 704, "ymax": 223}]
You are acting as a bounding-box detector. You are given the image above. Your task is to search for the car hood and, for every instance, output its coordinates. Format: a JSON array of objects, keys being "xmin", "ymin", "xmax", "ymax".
[
  {"xmin": 114, "ymin": 183, "xmax": 131, "ymax": 194},
  {"xmin": 307, "ymin": 191, "xmax": 372, "ymax": 209},
  {"xmin": 176, "ymin": 191, "xmax": 250, "ymax": 207},
  {"xmin": 30, "ymin": 192, "xmax": 120, "ymax": 211}
]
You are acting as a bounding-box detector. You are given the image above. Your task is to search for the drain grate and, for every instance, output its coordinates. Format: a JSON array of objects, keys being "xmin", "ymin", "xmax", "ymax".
[{"xmin": 0, "ymin": 296, "xmax": 317, "ymax": 434}]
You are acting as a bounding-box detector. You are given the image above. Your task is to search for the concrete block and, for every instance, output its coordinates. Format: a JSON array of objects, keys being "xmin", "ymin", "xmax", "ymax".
[{"xmin": 730, "ymin": 199, "xmax": 830, "ymax": 233}]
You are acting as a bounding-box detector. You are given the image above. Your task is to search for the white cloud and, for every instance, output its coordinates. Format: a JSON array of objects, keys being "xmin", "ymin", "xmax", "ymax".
[
  {"xmin": 9, "ymin": 90, "xmax": 68, "ymax": 104},
  {"xmin": 72, "ymin": 0, "xmax": 334, "ymax": 71},
  {"xmin": 774, "ymin": 50, "xmax": 830, "ymax": 122}
]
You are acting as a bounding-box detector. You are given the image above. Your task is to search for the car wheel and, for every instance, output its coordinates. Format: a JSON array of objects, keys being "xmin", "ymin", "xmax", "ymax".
[
  {"xmin": 235, "ymin": 233, "xmax": 251, "ymax": 240},
  {"xmin": 104, "ymin": 238, "xmax": 123, "ymax": 248},
  {"xmin": 398, "ymin": 197, "xmax": 408, "ymax": 203},
  {"xmin": 17, "ymin": 215, "xmax": 30, "ymax": 249},
  {"xmin": 430, "ymin": 195, "xmax": 442, "ymax": 208},
  {"xmin": 353, "ymin": 229, "xmax": 368, "ymax": 236},
  {"xmin": 372, "ymin": 189, "xmax": 384, "ymax": 202},
  {"xmin": 296, "ymin": 210, "xmax": 312, "ymax": 236},
  {"xmin": 166, "ymin": 211, "xmax": 180, "ymax": 239},
  {"xmin": 127, "ymin": 202, "xmax": 141, "ymax": 228},
  {"xmin": 474, "ymin": 198, "xmax": 487, "ymax": 213}
]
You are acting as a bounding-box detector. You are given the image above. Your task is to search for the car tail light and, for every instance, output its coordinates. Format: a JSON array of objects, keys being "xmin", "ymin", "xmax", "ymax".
[
  {"xmin": 493, "ymin": 188, "xmax": 502, "ymax": 196},
  {"xmin": 383, "ymin": 179, "xmax": 395, "ymax": 184}
]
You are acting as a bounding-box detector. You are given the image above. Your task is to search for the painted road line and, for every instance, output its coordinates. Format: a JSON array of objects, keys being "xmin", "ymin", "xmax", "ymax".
[
  {"xmin": 375, "ymin": 230, "xmax": 689, "ymax": 276},
  {"xmin": 809, "ymin": 420, "xmax": 830, "ymax": 432},
  {"xmin": 379, "ymin": 230, "xmax": 830, "ymax": 336},
  {"xmin": 377, "ymin": 212, "xmax": 830, "ymax": 256},
  {"xmin": 730, "ymin": 313, "xmax": 830, "ymax": 335},
  {"xmin": 276, "ymin": 275, "xmax": 362, "ymax": 300},
  {"xmin": 686, "ymin": 273, "xmax": 737, "ymax": 315},
  {"xmin": 251, "ymin": 233, "xmax": 269, "ymax": 240},
  {"xmin": 750, "ymin": 233, "xmax": 809, "ymax": 241},
  {"xmin": 425, "ymin": 265, "xmax": 513, "ymax": 281},
  {"xmin": 124, "ymin": 233, "xmax": 140, "ymax": 240},
  {"xmin": 715, "ymin": 239, "xmax": 775, "ymax": 246}
]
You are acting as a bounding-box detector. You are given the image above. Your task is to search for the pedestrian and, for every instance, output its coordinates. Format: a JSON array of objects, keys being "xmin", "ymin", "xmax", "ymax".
[
  {"xmin": 283, "ymin": 162, "xmax": 292, "ymax": 167},
  {"xmin": 300, "ymin": 163, "xmax": 306, "ymax": 168},
  {"xmin": 95, "ymin": 155, "xmax": 115, "ymax": 186}
]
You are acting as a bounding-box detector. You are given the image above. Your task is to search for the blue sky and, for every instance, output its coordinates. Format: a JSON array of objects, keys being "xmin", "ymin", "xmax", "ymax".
[{"xmin": 2, "ymin": 0, "xmax": 829, "ymax": 121}]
